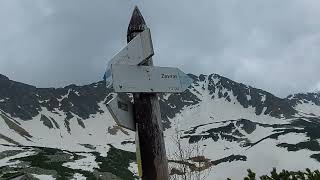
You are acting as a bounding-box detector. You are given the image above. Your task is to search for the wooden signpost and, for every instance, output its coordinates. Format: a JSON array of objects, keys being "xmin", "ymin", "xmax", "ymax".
[{"xmin": 105, "ymin": 6, "xmax": 193, "ymax": 180}]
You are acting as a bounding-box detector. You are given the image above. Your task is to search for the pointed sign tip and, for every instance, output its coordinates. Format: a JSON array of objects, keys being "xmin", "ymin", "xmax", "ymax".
[
  {"xmin": 127, "ymin": 6, "xmax": 147, "ymax": 42},
  {"xmin": 134, "ymin": 5, "xmax": 139, "ymax": 11},
  {"xmin": 129, "ymin": 6, "xmax": 146, "ymax": 27}
]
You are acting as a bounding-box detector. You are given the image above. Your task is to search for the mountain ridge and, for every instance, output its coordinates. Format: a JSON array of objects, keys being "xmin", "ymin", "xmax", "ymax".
[
  {"xmin": 1, "ymin": 72, "xmax": 316, "ymax": 121},
  {"xmin": 1, "ymin": 72, "xmax": 320, "ymax": 179}
]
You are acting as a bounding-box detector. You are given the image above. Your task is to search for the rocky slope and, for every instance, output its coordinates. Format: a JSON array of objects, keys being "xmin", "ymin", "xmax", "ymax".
[{"xmin": 0, "ymin": 73, "xmax": 319, "ymax": 179}]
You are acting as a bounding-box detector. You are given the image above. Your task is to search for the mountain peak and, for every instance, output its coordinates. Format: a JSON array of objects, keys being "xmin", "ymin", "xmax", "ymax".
[{"xmin": 0, "ymin": 74, "xmax": 9, "ymax": 81}]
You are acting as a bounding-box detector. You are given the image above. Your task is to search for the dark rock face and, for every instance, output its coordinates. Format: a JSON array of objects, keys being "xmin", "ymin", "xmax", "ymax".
[
  {"xmin": 236, "ymin": 119, "xmax": 256, "ymax": 134},
  {"xmin": 0, "ymin": 76, "xmax": 40, "ymax": 120},
  {"xmin": 182, "ymin": 120, "xmax": 245, "ymax": 144},
  {"xmin": 0, "ymin": 74, "xmax": 9, "ymax": 81},
  {"xmin": 0, "ymin": 75, "xmax": 110, "ymax": 121},
  {"xmin": 40, "ymin": 115, "xmax": 54, "ymax": 129},
  {"xmin": 286, "ymin": 92, "xmax": 320, "ymax": 107},
  {"xmin": 159, "ymin": 73, "xmax": 298, "ymax": 129},
  {"xmin": 212, "ymin": 154, "xmax": 247, "ymax": 166},
  {"xmin": 0, "ymin": 113, "xmax": 32, "ymax": 139},
  {"xmin": 159, "ymin": 89, "xmax": 201, "ymax": 129},
  {"xmin": 37, "ymin": 82, "xmax": 111, "ymax": 120},
  {"xmin": 207, "ymin": 74, "xmax": 297, "ymax": 118}
]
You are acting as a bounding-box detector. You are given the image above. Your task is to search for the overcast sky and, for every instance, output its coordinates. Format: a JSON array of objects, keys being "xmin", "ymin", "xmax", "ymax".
[{"xmin": 0, "ymin": 0, "xmax": 319, "ymax": 97}]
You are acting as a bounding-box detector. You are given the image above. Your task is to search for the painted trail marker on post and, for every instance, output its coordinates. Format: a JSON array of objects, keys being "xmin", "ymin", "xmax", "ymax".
[{"xmin": 111, "ymin": 65, "xmax": 193, "ymax": 93}]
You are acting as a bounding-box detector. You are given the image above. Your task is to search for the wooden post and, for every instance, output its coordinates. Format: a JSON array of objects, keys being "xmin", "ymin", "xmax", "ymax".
[{"xmin": 127, "ymin": 6, "xmax": 169, "ymax": 180}]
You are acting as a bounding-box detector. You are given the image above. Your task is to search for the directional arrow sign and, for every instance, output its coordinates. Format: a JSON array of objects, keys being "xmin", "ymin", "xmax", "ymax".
[
  {"xmin": 111, "ymin": 65, "xmax": 193, "ymax": 93},
  {"xmin": 106, "ymin": 94, "xmax": 135, "ymax": 131},
  {"xmin": 104, "ymin": 28, "xmax": 154, "ymax": 87},
  {"xmin": 108, "ymin": 28, "xmax": 153, "ymax": 66}
]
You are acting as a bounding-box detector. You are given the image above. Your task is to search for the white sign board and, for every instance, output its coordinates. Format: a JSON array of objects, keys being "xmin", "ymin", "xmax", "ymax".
[
  {"xmin": 106, "ymin": 94, "xmax": 135, "ymax": 131},
  {"xmin": 111, "ymin": 65, "xmax": 193, "ymax": 93},
  {"xmin": 105, "ymin": 28, "xmax": 154, "ymax": 87}
]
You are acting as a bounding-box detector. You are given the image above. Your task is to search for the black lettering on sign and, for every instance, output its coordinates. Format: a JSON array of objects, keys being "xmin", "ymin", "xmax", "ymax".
[
  {"xmin": 118, "ymin": 101, "xmax": 128, "ymax": 112},
  {"xmin": 161, "ymin": 74, "xmax": 177, "ymax": 79},
  {"xmin": 169, "ymin": 87, "xmax": 180, "ymax": 91}
]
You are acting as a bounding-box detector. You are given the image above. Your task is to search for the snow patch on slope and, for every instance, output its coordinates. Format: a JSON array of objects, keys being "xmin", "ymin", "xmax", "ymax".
[
  {"xmin": 70, "ymin": 173, "xmax": 87, "ymax": 180},
  {"xmin": 0, "ymin": 99, "xmax": 135, "ymax": 155},
  {"xmin": 277, "ymin": 133, "xmax": 310, "ymax": 144},
  {"xmin": 63, "ymin": 153, "xmax": 99, "ymax": 172},
  {"xmin": 210, "ymin": 138, "xmax": 319, "ymax": 179},
  {"xmin": 128, "ymin": 162, "xmax": 139, "ymax": 177},
  {"xmin": 295, "ymin": 102, "xmax": 320, "ymax": 116},
  {"xmin": 32, "ymin": 174, "xmax": 56, "ymax": 180}
]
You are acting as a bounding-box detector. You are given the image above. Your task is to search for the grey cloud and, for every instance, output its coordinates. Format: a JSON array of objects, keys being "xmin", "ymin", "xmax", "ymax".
[{"xmin": 0, "ymin": 0, "xmax": 319, "ymax": 97}]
